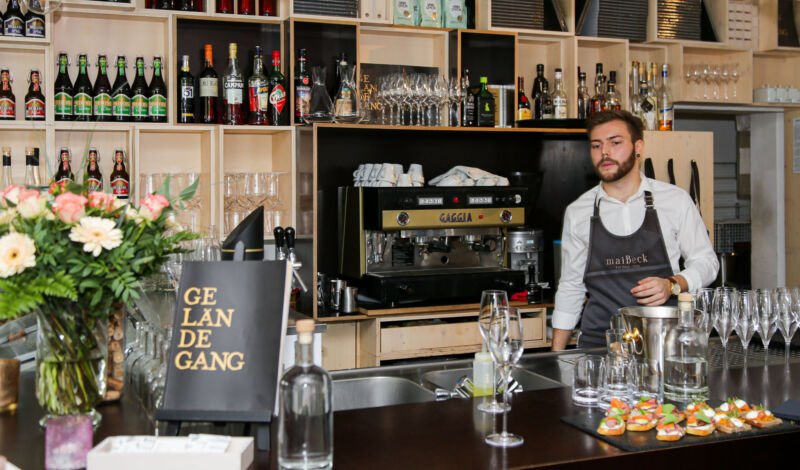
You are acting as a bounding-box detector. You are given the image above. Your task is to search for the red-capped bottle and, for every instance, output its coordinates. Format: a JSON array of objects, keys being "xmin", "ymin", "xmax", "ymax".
[
  {"xmin": 0, "ymin": 69, "xmax": 15, "ymax": 120},
  {"xmin": 259, "ymin": 0, "xmax": 275, "ymax": 15},
  {"xmin": 239, "ymin": 0, "xmax": 254, "ymax": 14},
  {"xmin": 217, "ymin": 0, "xmax": 232, "ymax": 13},
  {"xmin": 267, "ymin": 50, "xmax": 288, "ymax": 126}
]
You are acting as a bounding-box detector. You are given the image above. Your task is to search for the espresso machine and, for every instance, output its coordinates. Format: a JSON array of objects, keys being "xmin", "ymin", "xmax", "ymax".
[
  {"xmin": 338, "ymin": 186, "xmax": 528, "ymax": 307},
  {"xmin": 507, "ymin": 228, "xmax": 544, "ymax": 285}
]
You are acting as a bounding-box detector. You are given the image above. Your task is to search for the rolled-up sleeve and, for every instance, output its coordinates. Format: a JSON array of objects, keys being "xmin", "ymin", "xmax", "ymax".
[
  {"xmin": 676, "ymin": 194, "xmax": 719, "ymax": 291},
  {"xmin": 552, "ymin": 206, "xmax": 589, "ymax": 331}
]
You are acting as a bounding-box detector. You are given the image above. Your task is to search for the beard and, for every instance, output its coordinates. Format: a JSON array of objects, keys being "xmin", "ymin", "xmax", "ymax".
[{"xmin": 595, "ymin": 148, "xmax": 637, "ymax": 183}]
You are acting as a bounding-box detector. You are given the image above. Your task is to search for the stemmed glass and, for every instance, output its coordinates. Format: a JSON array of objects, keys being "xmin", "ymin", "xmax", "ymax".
[
  {"xmin": 448, "ymin": 75, "xmax": 463, "ymax": 126},
  {"xmin": 484, "ymin": 306, "xmax": 525, "ymax": 448},
  {"xmin": 774, "ymin": 288, "xmax": 798, "ymax": 364},
  {"xmin": 691, "ymin": 64, "xmax": 702, "ymax": 99},
  {"xmin": 754, "ymin": 288, "xmax": 775, "ymax": 360},
  {"xmin": 710, "ymin": 65, "xmax": 721, "ymax": 100},
  {"xmin": 730, "ymin": 64, "xmax": 740, "ymax": 99},
  {"xmin": 477, "ymin": 290, "xmax": 509, "ymax": 414},
  {"xmin": 701, "ymin": 64, "xmax": 711, "ymax": 99},
  {"xmin": 721, "ymin": 64, "xmax": 730, "ymax": 100},
  {"xmin": 735, "ymin": 290, "xmax": 758, "ymax": 365},
  {"xmin": 712, "ymin": 287, "xmax": 738, "ymax": 359}
]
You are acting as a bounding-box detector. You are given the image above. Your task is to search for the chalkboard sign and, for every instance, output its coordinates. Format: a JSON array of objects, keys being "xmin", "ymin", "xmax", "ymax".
[{"xmin": 157, "ymin": 260, "xmax": 291, "ymax": 426}]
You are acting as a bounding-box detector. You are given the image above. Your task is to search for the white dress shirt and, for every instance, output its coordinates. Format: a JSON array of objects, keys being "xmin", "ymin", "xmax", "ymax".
[{"xmin": 551, "ymin": 174, "xmax": 719, "ymax": 331}]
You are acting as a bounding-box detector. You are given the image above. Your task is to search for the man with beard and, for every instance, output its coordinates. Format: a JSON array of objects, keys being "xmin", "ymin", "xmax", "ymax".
[{"xmin": 551, "ymin": 110, "xmax": 718, "ymax": 350}]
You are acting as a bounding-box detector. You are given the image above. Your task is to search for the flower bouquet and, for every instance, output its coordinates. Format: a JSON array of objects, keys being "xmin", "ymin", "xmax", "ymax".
[{"xmin": 0, "ymin": 178, "xmax": 199, "ymax": 422}]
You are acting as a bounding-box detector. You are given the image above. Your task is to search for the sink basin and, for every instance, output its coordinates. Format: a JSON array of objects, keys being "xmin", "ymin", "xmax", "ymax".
[
  {"xmin": 422, "ymin": 367, "xmax": 565, "ymax": 392},
  {"xmin": 332, "ymin": 376, "xmax": 434, "ymax": 411}
]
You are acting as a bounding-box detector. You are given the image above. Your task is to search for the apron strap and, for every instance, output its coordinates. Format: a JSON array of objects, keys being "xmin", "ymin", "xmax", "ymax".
[{"xmin": 644, "ymin": 190, "xmax": 654, "ymax": 209}]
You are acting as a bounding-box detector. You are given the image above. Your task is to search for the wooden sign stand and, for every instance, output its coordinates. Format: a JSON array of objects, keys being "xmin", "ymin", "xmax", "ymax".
[{"xmin": 156, "ymin": 253, "xmax": 291, "ymax": 452}]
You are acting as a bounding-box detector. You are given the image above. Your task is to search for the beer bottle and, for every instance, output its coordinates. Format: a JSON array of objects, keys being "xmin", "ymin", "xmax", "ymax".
[
  {"xmin": 54, "ymin": 52, "xmax": 73, "ymax": 121},
  {"xmin": 198, "ymin": 44, "xmax": 218, "ymax": 124},
  {"xmin": 93, "ymin": 54, "xmax": 112, "ymax": 121},
  {"xmin": 148, "ymin": 56, "xmax": 167, "ymax": 122},
  {"xmin": 130, "ymin": 56, "xmax": 149, "ymax": 122},
  {"xmin": 109, "ymin": 149, "xmax": 130, "ymax": 200},
  {"xmin": 111, "ymin": 55, "xmax": 131, "ymax": 122},
  {"xmin": 3, "ymin": 0, "xmax": 24, "ymax": 37},
  {"xmin": 85, "ymin": 148, "xmax": 103, "ymax": 192},
  {"xmin": 24, "ymin": 0, "xmax": 45, "ymax": 38},
  {"xmin": 24, "ymin": 147, "xmax": 41, "ymax": 187},
  {"xmin": 73, "ymin": 53, "xmax": 93, "ymax": 121},
  {"xmin": 178, "ymin": 54, "xmax": 195, "ymax": 123},
  {"xmin": 294, "ymin": 48, "xmax": 311, "ymax": 122},
  {"xmin": 24, "ymin": 69, "xmax": 45, "ymax": 121},
  {"xmin": 248, "ymin": 46, "xmax": 268, "ymax": 125},
  {"xmin": 267, "ymin": 49, "xmax": 288, "ymax": 126},
  {"xmin": 0, "ymin": 69, "xmax": 15, "ymax": 120},
  {"xmin": 1, "ymin": 148, "xmax": 11, "ymax": 190},
  {"xmin": 54, "ymin": 148, "xmax": 74, "ymax": 184}
]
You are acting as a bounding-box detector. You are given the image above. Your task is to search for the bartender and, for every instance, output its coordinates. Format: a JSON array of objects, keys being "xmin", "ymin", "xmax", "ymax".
[{"xmin": 551, "ymin": 110, "xmax": 718, "ymax": 350}]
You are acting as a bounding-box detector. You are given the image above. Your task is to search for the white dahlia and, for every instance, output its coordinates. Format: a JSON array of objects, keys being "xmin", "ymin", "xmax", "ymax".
[
  {"xmin": 0, "ymin": 232, "xmax": 36, "ymax": 278},
  {"xmin": 69, "ymin": 217, "xmax": 123, "ymax": 257}
]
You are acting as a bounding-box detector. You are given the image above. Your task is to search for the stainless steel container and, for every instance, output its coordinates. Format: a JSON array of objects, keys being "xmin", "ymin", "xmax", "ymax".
[{"xmin": 613, "ymin": 306, "xmax": 680, "ymax": 375}]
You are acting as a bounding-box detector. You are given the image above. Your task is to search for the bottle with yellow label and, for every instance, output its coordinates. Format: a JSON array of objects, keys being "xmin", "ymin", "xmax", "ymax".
[{"xmin": 517, "ymin": 76, "xmax": 531, "ymax": 121}]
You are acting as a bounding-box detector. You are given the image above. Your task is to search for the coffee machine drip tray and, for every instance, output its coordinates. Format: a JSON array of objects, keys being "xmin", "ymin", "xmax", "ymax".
[{"xmin": 359, "ymin": 268, "xmax": 525, "ymax": 308}]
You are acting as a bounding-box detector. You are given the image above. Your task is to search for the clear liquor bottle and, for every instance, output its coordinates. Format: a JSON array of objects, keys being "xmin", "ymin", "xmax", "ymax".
[
  {"xmin": 636, "ymin": 81, "xmax": 657, "ymax": 131},
  {"xmin": 1, "ymin": 147, "xmax": 11, "ymax": 189},
  {"xmin": 552, "ymin": 68, "xmax": 567, "ymax": 119},
  {"xmin": 24, "ymin": 147, "xmax": 41, "ymax": 187},
  {"xmin": 664, "ymin": 293, "xmax": 708, "ymax": 402},
  {"xmin": 658, "ymin": 64, "xmax": 673, "ymax": 131},
  {"xmin": 588, "ymin": 63, "xmax": 605, "ymax": 116},
  {"xmin": 278, "ymin": 319, "xmax": 333, "ymax": 469},
  {"xmin": 604, "ymin": 71, "xmax": 620, "ymax": 111},
  {"xmin": 577, "ymin": 71, "xmax": 589, "ymax": 119},
  {"xmin": 222, "ymin": 42, "xmax": 244, "ymax": 125}
]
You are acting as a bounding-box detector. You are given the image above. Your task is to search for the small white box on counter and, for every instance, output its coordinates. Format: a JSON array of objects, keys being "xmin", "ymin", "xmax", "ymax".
[{"xmin": 87, "ymin": 436, "xmax": 254, "ymax": 470}]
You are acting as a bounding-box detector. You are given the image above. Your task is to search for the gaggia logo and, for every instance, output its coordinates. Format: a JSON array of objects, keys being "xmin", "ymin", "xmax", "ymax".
[
  {"xmin": 269, "ymin": 84, "xmax": 286, "ymax": 113},
  {"xmin": 439, "ymin": 212, "xmax": 473, "ymax": 223}
]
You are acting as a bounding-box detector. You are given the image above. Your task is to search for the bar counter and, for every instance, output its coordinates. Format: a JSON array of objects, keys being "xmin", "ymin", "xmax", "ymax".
[{"xmin": 2, "ymin": 357, "xmax": 797, "ymax": 469}]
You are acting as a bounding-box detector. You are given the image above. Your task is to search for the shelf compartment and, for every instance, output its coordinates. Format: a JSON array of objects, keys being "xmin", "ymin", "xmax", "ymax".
[
  {"xmin": 54, "ymin": 126, "xmax": 134, "ymax": 190},
  {"xmin": 576, "ymin": 36, "xmax": 629, "ymax": 109},
  {"xmin": 0, "ymin": 44, "xmax": 48, "ymax": 124},
  {"xmin": 647, "ymin": 0, "xmax": 728, "ymax": 45},
  {"xmin": 517, "ymin": 33, "xmax": 570, "ymax": 115},
  {"xmin": 0, "ymin": 128, "xmax": 47, "ymax": 186},
  {"xmin": 359, "ymin": 25, "xmax": 450, "ymax": 72},
  {"xmin": 457, "ymin": 30, "xmax": 516, "ymax": 86},
  {"xmin": 60, "ymin": 0, "xmax": 136, "ymax": 11},
  {"xmin": 753, "ymin": 51, "xmax": 800, "ymax": 91},
  {"xmin": 477, "ymin": 0, "xmax": 573, "ymax": 36},
  {"xmin": 678, "ymin": 45, "xmax": 753, "ymax": 104}
]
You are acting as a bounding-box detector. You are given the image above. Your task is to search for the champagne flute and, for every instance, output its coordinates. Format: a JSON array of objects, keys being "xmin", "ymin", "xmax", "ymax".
[
  {"xmin": 694, "ymin": 287, "xmax": 715, "ymax": 340},
  {"xmin": 712, "ymin": 287, "xmax": 737, "ymax": 365},
  {"xmin": 477, "ymin": 290, "xmax": 509, "ymax": 414},
  {"xmin": 736, "ymin": 290, "xmax": 757, "ymax": 365},
  {"xmin": 754, "ymin": 288, "xmax": 775, "ymax": 361},
  {"xmin": 774, "ymin": 288, "xmax": 798, "ymax": 364},
  {"xmin": 485, "ymin": 306, "xmax": 524, "ymax": 448}
]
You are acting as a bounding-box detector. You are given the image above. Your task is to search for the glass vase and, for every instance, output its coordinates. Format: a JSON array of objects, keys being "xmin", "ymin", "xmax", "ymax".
[
  {"xmin": 35, "ymin": 298, "xmax": 108, "ymax": 427},
  {"xmin": 304, "ymin": 66, "xmax": 333, "ymax": 124}
]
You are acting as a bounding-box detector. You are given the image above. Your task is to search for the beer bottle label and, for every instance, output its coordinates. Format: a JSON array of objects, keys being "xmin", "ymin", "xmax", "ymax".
[
  {"xmin": 148, "ymin": 94, "xmax": 167, "ymax": 117},
  {"xmin": 132, "ymin": 95, "xmax": 148, "ymax": 117},
  {"xmin": 94, "ymin": 93, "xmax": 112, "ymax": 116},
  {"xmin": 199, "ymin": 77, "xmax": 218, "ymax": 97},
  {"xmin": 111, "ymin": 177, "xmax": 130, "ymax": 198},
  {"xmin": 56, "ymin": 176, "xmax": 73, "ymax": 184},
  {"xmin": 25, "ymin": 17, "xmax": 45, "ymax": 37},
  {"xmin": 295, "ymin": 85, "xmax": 310, "ymax": 117},
  {"xmin": 74, "ymin": 93, "xmax": 92, "ymax": 116},
  {"xmin": 88, "ymin": 177, "xmax": 103, "ymax": 192},
  {"xmin": 224, "ymin": 79, "xmax": 243, "ymax": 104},
  {"xmin": 3, "ymin": 18, "xmax": 23, "ymax": 37},
  {"xmin": 55, "ymin": 92, "xmax": 73, "ymax": 116},
  {"xmin": 112, "ymin": 94, "xmax": 131, "ymax": 116},
  {"xmin": 269, "ymin": 84, "xmax": 286, "ymax": 114},
  {"xmin": 0, "ymin": 98, "xmax": 15, "ymax": 118},
  {"xmin": 25, "ymin": 98, "xmax": 45, "ymax": 119}
]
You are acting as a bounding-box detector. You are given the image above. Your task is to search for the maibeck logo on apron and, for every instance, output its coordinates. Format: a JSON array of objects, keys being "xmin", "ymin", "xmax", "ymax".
[{"xmin": 605, "ymin": 253, "xmax": 649, "ymax": 269}]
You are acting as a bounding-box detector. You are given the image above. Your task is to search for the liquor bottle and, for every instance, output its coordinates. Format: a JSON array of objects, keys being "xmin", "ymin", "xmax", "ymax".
[
  {"xmin": 148, "ymin": 56, "xmax": 167, "ymax": 122},
  {"xmin": 294, "ymin": 48, "xmax": 311, "ymax": 122},
  {"xmin": 54, "ymin": 52, "xmax": 73, "ymax": 121},
  {"xmin": 130, "ymin": 56, "xmax": 150, "ymax": 122},
  {"xmin": 85, "ymin": 147, "xmax": 103, "ymax": 192},
  {"xmin": 156, "ymin": 0, "xmax": 173, "ymax": 9},
  {"xmin": 239, "ymin": 0, "xmax": 254, "ymax": 15},
  {"xmin": 259, "ymin": 0, "xmax": 275, "ymax": 15},
  {"xmin": 3, "ymin": 0, "xmax": 24, "ymax": 37},
  {"xmin": 111, "ymin": 55, "xmax": 131, "ymax": 122},
  {"xmin": 532, "ymin": 64, "xmax": 548, "ymax": 100},
  {"xmin": 552, "ymin": 68, "xmax": 567, "ymax": 119},
  {"xmin": 461, "ymin": 69, "xmax": 475, "ymax": 127},
  {"xmin": 179, "ymin": 0, "xmax": 194, "ymax": 10},
  {"xmin": 1, "ymin": 148, "xmax": 11, "ymax": 189},
  {"xmin": 24, "ymin": 0, "xmax": 45, "ymax": 38},
  {"xmin": 24, "ymin": 69, "xmax": 45, "ymax": 120},
  {"xmin": 538, "ymin": 81, "xmax": 553, "ymax": 119},
  {"xmin": 0, "ymin": 69, "xmax": 14, "ymax": 120},
  {"xmin": 629, "ymin": 61, "xmax": 639, "ymax": 109},
  {"xmin": 648, "ymin": 62, "xmax": 657, "ymax": 100},
  {"xmin": 577, "ymin": 71, "xmax": 589, "ymax": 119},
  {"xmin": 54, "ymin": 147, "xmax": 74, "ymax": 184},
  {"xmin": 516, "ymin": 76, "xmax": 531, "ymax": 121},
  {"xmin": 198, "ymin": 44, "xmax": 218, "ymax": 124},
  {"xmin": 110, "ymin": 149, "xmax": 130, "ymax": 199},
  {"xmin": 267, "ymin": 49, "xmax": 288, "ymax": 126},
  {"xmin": 222, "ymin": 43, "xmax": 244, "ymax": 125},
  {"xmin": 73, "ymin": 53, "xmax": 93, "ymax": 121},
  {"xmin": 636, "ymin": 80, "xmax": 657, "ymax": 131},
  {"xmin": 247, "ymin": 46, "xmax": 268, "ymax": 125},
  {"xmin": 658, "ymin": 64, "xmax": 673, "ymax": 131},
  {"xmin": 604, "ymin": 71, "xmax": 621, "ymax": 111},
  {"xmin": 475, "ymin": 76, "xmax": 495, "ymax": 127},
  {"xmin": 664, "ymin": 293, "xmax": 708, "ymax": 401},
  {"xmin": 217, "ymin": 0, "xmax": 232, "ymax": 14},
  {"xmin": 588, "ymin": 63, "xmax": 605, "ymax": 116},
  {"xmin": 277, "ymin": 319, "xmax": 333, "ymax": 470},
  {"xmin": 178, "ymin": 54, "xmax": 195, "ymax": 123},
  {"xmin": 93, "ymin": 54, "xmax": 113, "ymax": 121},
  {"xmin": 24, "ymin": 147, "xmax": 41, "ymax": 187}
]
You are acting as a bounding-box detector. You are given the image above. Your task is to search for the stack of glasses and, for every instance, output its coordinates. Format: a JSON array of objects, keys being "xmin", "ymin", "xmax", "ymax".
[
  {"xmin": 139, "ymin": 172, "xmax": 203, "ymax": 232},
  {"xmin": 223, "ymin": 171, "xmax": 286, "ymax": 236}
]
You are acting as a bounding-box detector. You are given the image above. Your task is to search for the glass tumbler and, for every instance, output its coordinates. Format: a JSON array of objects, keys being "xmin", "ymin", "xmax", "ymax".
[{"xmin": 572, "ymin": 355, "xmax": 603, "ymax": 407}]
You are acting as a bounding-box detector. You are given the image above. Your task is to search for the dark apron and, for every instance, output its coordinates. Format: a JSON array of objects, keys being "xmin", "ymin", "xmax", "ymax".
[{"xmin": 578, "ymin": 191, "xmax": 676, "ymax": 348}]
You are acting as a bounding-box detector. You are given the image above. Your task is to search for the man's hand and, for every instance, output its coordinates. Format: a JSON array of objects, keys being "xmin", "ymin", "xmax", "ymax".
[{"xmin": 630, "ymin": 277, "xmax": 671, "ymax": 306}]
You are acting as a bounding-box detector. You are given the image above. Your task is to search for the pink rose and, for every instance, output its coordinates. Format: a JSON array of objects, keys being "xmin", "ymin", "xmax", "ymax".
[
  {"xmin": 0, "ymin": 185, "xmax": 24, "ymax": 208},
  {"xmin": 52, "ymin": 193, "xmax": 88, "ymax": 223},
  {"xmin": 88, "ymin": 192, "xmax": 117, "ymax": 212},
  {"xmin": 138, "ymin": 193, "xmax": 170, "ymax": 221},
  {"xmin": 16, "ymin": 189, "xmax": 48, "ymax": 218}
]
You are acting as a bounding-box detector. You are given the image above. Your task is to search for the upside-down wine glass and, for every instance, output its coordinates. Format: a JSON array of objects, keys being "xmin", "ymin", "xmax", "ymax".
[
  {"xmin": 477, "ymin": 290, "xmax": 509, "ymax": 414},
  {"xmin": 485, "ymin": 306, "xmax": 525, "ymax": 448}
]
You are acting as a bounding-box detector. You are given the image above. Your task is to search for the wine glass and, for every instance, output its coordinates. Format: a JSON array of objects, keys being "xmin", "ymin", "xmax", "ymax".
[
  {"xmin": 701, "ymin": 64, "xmax": 711, "ymax": 99},
  {"xmin": 735, "ymin": 290, "xmax": 758, "ymax": 365},
  {"xmin": 754, "ymin": 288, "xmax": 775, "ymax": 360},
  {"xmin": 774, "ymin": 288, "xmax": 798, "ymax": 364},
  {"xmin": 477, "ymin": 290, "xmax": 509, "ymax": 414},
  {"xmin": 729, "ymin": 64, "xmax": 740, "ymax": 99},
  {"xmin": 710, "ymin": 65, "xmax": 721, "ymax": 100},
  {"xmin": 721, "ymin": 64, "xmax": 730, "ymax": 100},
  {"xmin": 484, "ymin": 306, "xmax": 525, "ymax": 448},
  {"xmin": 691, "ymin": 64, "xmax": 702, "ymax": 99},
  {"xmin": 712, "ymin": 287, "xmax": 737, "ymax": 356}
]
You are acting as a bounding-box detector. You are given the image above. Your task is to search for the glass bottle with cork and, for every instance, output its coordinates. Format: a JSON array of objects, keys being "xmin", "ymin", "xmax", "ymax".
[
  {"xmin": 664, "ymin": 292, "xmax": 708, "ymax": 402},
  {"xmin": 516, "ymin": 76, "xmax": 531, "ymax": 121}
]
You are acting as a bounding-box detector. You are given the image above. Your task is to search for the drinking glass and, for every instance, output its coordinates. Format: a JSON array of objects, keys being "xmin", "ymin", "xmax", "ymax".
[
  {"xmin": 712, "ymin": 287, "xmax": 738, "ymax": 354},
  {"xmin": 477, "ymin": 290, "xmax": 509, "ymax": 414},
  {"xmin": 754, "ymin": 288, "xmax": 775, "ymax": 357},
  {"xmin": 572, "ymin": 355, "xmax": 603, "ymax": 406},
  {"xmin": 599, "ymin": 352, "xmax": 636, "ymax": 409},
  {"xmin": 485, "ymin": 306, "xmax": 524, "ymax": 448},
  {"xmin": 634, "ymin": 360, "xmax": 662, "ymax": 402},
  {"xmin": 693, "ymin": 287, "xmax": 715, "ymax": 339},
  {"xmin": 736, "ymin": 290, "xmax": 758, "ymax": 364},
  {"xmin": 774, "ymin": 288, "xmax": 798, "ymax": 363},
  {"xmin": 605, "ymin": 328, "xmax": 633, "ymax": 357}
]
